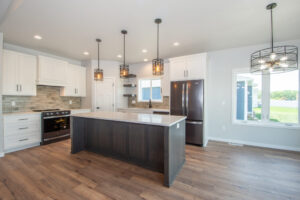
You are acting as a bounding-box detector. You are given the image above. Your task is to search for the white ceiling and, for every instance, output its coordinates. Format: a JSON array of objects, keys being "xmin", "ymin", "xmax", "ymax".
[{"xmin": 0, "ymin": 0, "xmax": 300, "ymax": 63}]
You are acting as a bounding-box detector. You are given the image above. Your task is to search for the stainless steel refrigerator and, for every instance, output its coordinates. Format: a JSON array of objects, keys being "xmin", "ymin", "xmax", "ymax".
[{"xmin": 170, "ymin": 80, "xmax": 204, "ymax": 146}]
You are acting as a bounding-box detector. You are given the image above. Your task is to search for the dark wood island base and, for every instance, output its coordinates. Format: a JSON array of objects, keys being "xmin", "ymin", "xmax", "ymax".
[{"xmin": 71, "ymin": 115, "xmax": 186, "ymax": 187}]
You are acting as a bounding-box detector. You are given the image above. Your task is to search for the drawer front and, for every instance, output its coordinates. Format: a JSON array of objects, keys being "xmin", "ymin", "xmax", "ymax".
[
  {"xmin": 4, "ymin": 121, "xmax": 41, "ymax": 136},
  {"xmin": 4, "ymin": 132, "xmax": 41, "ymax": 150},
  {"xmin": 4, "ymin": 114, "xmax": 41, "ymax": 124}
]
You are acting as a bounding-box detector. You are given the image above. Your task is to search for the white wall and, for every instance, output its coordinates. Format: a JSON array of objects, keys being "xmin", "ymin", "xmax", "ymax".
[
  {"xmin": 81, "ymin": 60, "xmax": 127, "ymax": 110},
  {"xmin": 206, "ymin": 39, "xmax": 300, "ymax": 151},
  {"xmin": 129, "ymin": 61, "xmax": 170, "ymax": 97},
  {"xmin": 0, "ymin": 32, "xmax": 4, "ymax": 157}
]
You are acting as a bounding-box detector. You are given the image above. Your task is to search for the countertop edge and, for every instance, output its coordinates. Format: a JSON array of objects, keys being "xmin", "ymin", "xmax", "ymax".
[{"xmin": 71, "ymin": 114, "xmax": 186, "ymax": 127}]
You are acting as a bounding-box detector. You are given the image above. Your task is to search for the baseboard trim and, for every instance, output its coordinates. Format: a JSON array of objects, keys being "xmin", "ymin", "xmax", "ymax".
[
  {"xmin": 208, "ymin": 137, "xmax": 300, "ymax": 152},
  {"xmin": 4, "ymin": 143, "xmax": 40, "ymax": 154},
  {"xmin": 0, "ymin": 152, "xmax": 5, "ymax": 157}
]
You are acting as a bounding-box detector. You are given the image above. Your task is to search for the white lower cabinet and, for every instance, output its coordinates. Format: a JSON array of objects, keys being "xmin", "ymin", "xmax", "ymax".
[{"xmin": 4, "ymin": 113, "xmax": 41, "ymax": 153}]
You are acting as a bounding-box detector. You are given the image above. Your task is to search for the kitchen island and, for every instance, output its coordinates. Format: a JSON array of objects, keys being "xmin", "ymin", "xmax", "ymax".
[{"xmin": 71, "ymin": 111, "xmax": 186, "ymax": 187}]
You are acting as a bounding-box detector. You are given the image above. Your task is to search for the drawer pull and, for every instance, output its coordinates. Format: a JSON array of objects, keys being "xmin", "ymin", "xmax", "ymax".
[
  {"xmin": 19, "ymin": 138, "xmax": 29, "ymax": 142},
  {"xmin": 18, "ymin": 118, "xmax": 29, "ymax": 121},
  {"xmin": 19, "ymin": 127, "xmax": 29, "ymax": 130}
]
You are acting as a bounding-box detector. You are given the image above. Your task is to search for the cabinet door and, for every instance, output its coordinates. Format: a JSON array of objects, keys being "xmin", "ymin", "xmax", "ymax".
[
  {"xmin": 18, "ymin": 53, "xmax": 37, "ymax": 96},
  {"xmin": 186, "ymin": 53, "xmax": 206, "ymax": 80},
  {"xmin": 77, "ymin": 66, "xmax": 86, "ymax": 97},
  {"xmin": 61, "ymin": 64, "xmax": 76, "ymax": 96},
  {"xmin": 169, "ymin": 58, "xmax": 186, "ymax": 81},
  {"xmin": 38, "ymin": 56, "xmax": 67, "ymax": 86},
  {"xmin": 2, "ymin": 50, "xmax": 18, "ymax": 95}
]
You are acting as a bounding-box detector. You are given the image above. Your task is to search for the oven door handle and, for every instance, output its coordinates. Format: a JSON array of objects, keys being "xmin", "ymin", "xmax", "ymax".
[{"xmin": 43, "ymin": 115, "xmax": 70, "ymax": 119}]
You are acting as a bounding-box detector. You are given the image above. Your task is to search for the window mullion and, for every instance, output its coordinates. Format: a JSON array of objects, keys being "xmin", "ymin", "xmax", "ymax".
[
  {"xmin": 261, "ymin": 74, "xmax": 270, "ymax": 123},
  {"xmin": 150, "ymin": 80, "xmax": 152, "ymax": 101}
]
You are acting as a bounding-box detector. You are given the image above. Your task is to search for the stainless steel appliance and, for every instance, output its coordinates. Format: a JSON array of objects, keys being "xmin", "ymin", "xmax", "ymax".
[
  {"xmin": 170, "ymin": 80, "xmax": 204, "ymax": 146},
  {"xmin": 33, "ymin": 109, "xmax": 71, "ymax": 144}
]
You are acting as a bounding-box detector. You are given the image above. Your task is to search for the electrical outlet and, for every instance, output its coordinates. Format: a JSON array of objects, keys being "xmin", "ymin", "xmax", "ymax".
[
  {"xmin": 69, "ymin": 100, "xmax": 72, "ymax": 105},
  {"xmin": 11, "ymin": 101, "xmax": 16, "ymax": 107}
]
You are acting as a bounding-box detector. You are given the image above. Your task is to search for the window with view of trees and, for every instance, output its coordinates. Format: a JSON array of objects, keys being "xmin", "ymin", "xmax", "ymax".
[{"xmin": 233, "ymin": 69, "xmax": 299, "ymax": 126}]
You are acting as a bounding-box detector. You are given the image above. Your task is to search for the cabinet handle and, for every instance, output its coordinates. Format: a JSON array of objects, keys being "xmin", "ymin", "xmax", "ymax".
[
  {"xmin": 184, "ymin": 70, "xmax": 186, "ymax": 77},
  {"xmin": 16, "ymin": 84, "xmax": 19, "ymax": 91},
  {"xmin": 75, "ymin": 88, "xmax": 76, "ymax": 94},
  {"xmin": 186, "ymin": 70, "xmax": 189, "ymax": 77},
  {"xmin": 19, "ymin": 138, "xmax": 29, "ymax": 142},
  {"xmin": 18, "ymin": 118, "xmax": 28, "ymax": 121},
  {"xmin": 20, "ymin": 85, "xmax": 22, "ymax": 92},
  {"xmin": 19, "ymin": 127, "xmax": 29, "ymax": 130}
]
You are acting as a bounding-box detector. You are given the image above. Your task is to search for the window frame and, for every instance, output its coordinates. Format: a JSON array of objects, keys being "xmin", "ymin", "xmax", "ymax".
[
  {"xmin": 232, "ymin": 68, "xmax": 300, "ymax": 129},
  {"xmin": 138, "ymin": 78, "xmax": 163, "ymax": 102}
]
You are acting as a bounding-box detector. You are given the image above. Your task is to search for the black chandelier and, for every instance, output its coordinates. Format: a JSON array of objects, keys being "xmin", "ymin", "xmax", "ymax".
[
  {"xmin": 152, "ymin": 18, "xmax": 164, "ymax": 76},
  {"xmin": 94, "ymin": 38, "xmax": 103, "ymax": 81},
  {"xmin": 250, "ymin": 3, "xmax": 298, "ymax": 74},
  {"xmin": 120, "ymin": 30, "xmax": 129, "ymax": 78}
]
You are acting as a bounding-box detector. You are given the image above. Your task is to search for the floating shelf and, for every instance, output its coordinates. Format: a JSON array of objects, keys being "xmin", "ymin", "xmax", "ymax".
[
  {"xmin": 121, "ymin": 74, "xmax": 136, "ymax": 79},
  {"xmin": 123, "ymin": 94, "xmax": 136, "ymax": 97},
  {"xmin": 123, "ymin": 84, "xmax": 136, "ymax": 87}
]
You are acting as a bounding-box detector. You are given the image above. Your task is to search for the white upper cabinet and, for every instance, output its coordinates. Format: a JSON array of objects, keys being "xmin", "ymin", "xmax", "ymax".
[
  {"xmin": 169, "ymin": 53, "xmax": 207, "ymax": 81},
  {"xmin": 37, "ymin": 55, "xmax": 68, "ymax": 86},
  {"xmin": 2, "ymin": 50, "xmax": 37, "ymax": 96},
  {"xmin": 60, "ymin": 64, "xmax": 86, "ymax": 97}
]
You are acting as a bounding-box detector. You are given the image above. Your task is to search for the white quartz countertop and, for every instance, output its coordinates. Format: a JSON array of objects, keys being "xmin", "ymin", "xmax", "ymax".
[
  {"xmin": 72, "ymin": 111, "xmax": 185, "ymax": 127},
  {"xmin": 3, "ymin": 111, "xmax": 41, "ymax": 116}
]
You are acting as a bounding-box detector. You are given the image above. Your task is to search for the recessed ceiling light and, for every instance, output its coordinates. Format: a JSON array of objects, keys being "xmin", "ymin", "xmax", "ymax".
[
  {"xmin": 142, "ymin": 49, "xmax": 148, "ymax": 53},
  {"xmin": 117, "ymin": 54, "xmax": 122, "ymax": 58},
  {"xmin": 144, "ymin": 58, "xmax": 148, "ymax": 62},
  {"xmin": 173, "ymin": 42, "xmax": 180, "ymax": 46},
  {"xmin": 34, "ymin": 35, "xmax": 42, "ymax": 40},
  {"xmin": 83, "ymin": 51, "xmax": 89, "ymax": 55}
]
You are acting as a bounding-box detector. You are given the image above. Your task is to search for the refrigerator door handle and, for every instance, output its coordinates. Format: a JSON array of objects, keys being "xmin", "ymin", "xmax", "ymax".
[
  {"xmin": 186, "ymin": 120, "xmax": 203, "ymax": 125},
  {"xmin": 186, "ymin": 83, "xmax": 189, "ymax": 116},
  {"xmin": 182, "ymin": 83, "xmax": 185, "ymax": 115}
]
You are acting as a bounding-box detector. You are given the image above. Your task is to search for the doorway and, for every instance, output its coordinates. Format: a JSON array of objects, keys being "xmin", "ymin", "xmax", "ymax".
[{"xmin": 94, "ymin": 77, "xmax": 115, "ymax": 112}]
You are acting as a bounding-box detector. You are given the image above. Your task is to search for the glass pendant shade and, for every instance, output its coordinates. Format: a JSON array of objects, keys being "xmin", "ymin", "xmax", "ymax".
[
  {"xmin": 94, "ymin": 38, "xmax": 104, "ymax": 81},
  {"xmin": 94, "ymin": 68, "xmax": 103, "ymax": 81},
  {"xmin": 120, "ymin": 64, "xmax": 129, "ymax": 77},
  {"xmin": 152, "ymin": 18, "xmax": 164, "ymax": 76},
  {"xmin": 152, "ymin": 58, "xmax": 164, "ymax": 75},
  {"xmin": 120, "ymin": 30, "xmax": 129, "ymax": 78},
  {"xmin": 250, "ymin": 3, "xmax": 298, "ymax": 74}
]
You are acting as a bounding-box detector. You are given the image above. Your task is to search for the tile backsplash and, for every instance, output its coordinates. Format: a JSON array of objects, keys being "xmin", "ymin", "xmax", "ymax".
[
  {"xmin": 2, "ymin": 86, "xmax": 81, "ymax": 113},
  {"xmin": 128, "ymin": 96, "xmax": 169, "ymax": 109}
]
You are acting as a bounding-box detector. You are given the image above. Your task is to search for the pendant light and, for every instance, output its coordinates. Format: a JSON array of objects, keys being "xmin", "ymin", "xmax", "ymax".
[
  {"xmin": 120, "ymin": 30, "xmax": 129, "ymax": 78},
  {"xmin": 152, "ymin": 18, "xmax": 164, "ymax": 76},
  {"xmin": 250, "ymin": 3, "xmax": 298, "ymax": 74},
  {"xmin": 94, "ymin": 38, "xmax": 104, "ymax": 81}
]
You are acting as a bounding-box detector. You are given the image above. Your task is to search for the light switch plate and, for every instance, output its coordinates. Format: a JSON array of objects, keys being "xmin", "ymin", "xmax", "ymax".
[
  {"xmin": 69, "ymin": 100, "xmax": 72, "ymax": 105},
  {"xmin": 177, "ymin": 123, "xmax": 180, "ymax": 128},
  {"xmin": 11, "ymin": 101, "xmax": 16, "ymax": 107}
]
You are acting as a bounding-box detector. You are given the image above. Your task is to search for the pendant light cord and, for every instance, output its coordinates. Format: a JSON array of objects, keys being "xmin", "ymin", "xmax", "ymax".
[
  {"xmin": 270, "ymin": 8, "xmax": 274, "ymax": 52},
  {"xmin": 157, "ymin": 23, "xmax": 159, "ymax": 59},
  {"xmin": 97, "ymin": 41, "xmax": 100, "ymax": 69},
  {"xmin": 123, "ymin": 33, "xmax": 125, "ymax": 65}
]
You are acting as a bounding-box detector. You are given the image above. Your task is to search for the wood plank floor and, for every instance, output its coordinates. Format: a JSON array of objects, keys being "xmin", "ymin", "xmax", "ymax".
[{"xmin": 0, "ymin": 140, "xmax": 300, "ymax": 200}]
